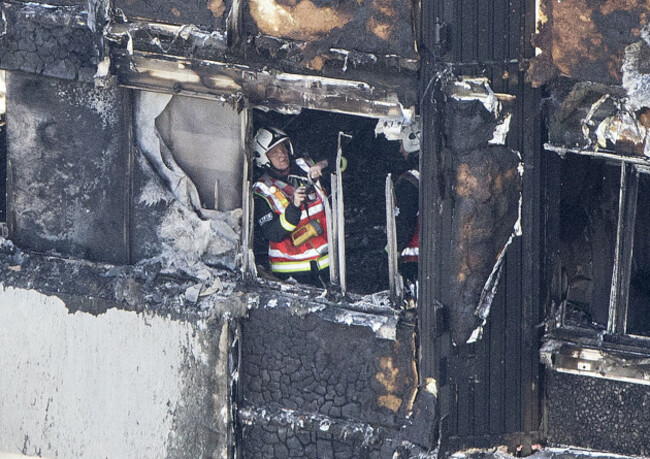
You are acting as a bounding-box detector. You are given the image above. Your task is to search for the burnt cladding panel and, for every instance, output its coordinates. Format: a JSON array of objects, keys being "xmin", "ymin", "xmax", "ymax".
[
  {"xmin": 113, "ymin": 0, "xmax": 231, "ymax": 29},
  {"xmin": 243, "ymin": 0, "xmax": 417, "ymax": 58},
  {"xmin": 239, "ymin": 305, "xmax": 417, "ymax": 427},
  {"xmin": 423, "ymin": 0, "xmax": 542, "ymax": 447},
  {"xmin": 6, "ymin": 73, "xmax": 130, "ymax": 264}
]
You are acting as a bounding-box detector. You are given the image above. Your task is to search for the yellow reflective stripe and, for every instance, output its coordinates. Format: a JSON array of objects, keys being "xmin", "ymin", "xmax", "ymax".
[
  {"xmin": 317, "ymin": 254, "xmax": 330, "ymax": 269},
  {"xmin": 271, "ymin": 262, "xmax": 312, "ymax": 273},
  {"xmin": 279, "ymin": 212, "xmax": 297, "ymax": 232},
  {"xmin": 271, "ymin": 254, "xmax": 329, "ymax": 273}
]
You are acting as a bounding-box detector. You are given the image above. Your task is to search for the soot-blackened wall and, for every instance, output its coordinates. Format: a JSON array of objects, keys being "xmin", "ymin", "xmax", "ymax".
[
  {"xmin": 6, "ymin": 72, "xmax": 130, "ymax": 264},
  {"xmin": 238, "ymin": 300, "xmax": 431, "ymax": 458}
]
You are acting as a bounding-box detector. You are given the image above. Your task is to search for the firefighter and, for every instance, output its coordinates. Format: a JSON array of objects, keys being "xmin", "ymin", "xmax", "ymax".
[
  {"xmin": 252, "ymin": 127, "xmax": 330, "ymax": 287},
  {"xmin": 395, "ymin": 121, "xmax": 420, "ymax": 287}
]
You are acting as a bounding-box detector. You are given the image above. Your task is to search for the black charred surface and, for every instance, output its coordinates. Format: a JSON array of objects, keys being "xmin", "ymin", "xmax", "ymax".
[
  {"xmin": 528, "ymin": 0, "xmax": 650, "ymax": 87},
  {"xmin": 114, "ymin": 0, "xmax": 230, "ymax": 29},
  {"xmin": 545, "ymin": 370, "xmax": 650, "ymax": 456},
  {"xmin": 442, "ymin": 97, "xmax": 522, "ymax": 346},
  {"xmin": 242, "ymin": 0, "xmax": 417, "ymax": 59},
  {"xmin": 0, "ymin": 2, "xmax": 102, "ymax": 81},
  {"xmin": 545, "ymin": 79, "xmax": 627, "ymax": 150},
  {"xmin": 238, "ymin": 301, "xmax": 430, "ymax": 456},
  {"xmin": 6, "ymin": 73, "xmax": 129, "ymax": 264},
  {"xmin": 239, "ymin": 412, "xmax": 426, "ymax": 458},
  {"xmin": 0, "ymin": 241, "xmax": 241, "ymax": 318},
  {"xmin": 240, "ymin": 304, "xmax": 416, "ymax": 424}
]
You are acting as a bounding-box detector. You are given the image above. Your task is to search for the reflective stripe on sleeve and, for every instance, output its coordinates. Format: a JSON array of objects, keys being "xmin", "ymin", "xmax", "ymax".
[
  {"xmin": 279, "ymin": 212, "xmax": 297, "ymax": 232},
  {"xmin": 271, "ymin": 254, "xmax": 330, "ymax": 273}
]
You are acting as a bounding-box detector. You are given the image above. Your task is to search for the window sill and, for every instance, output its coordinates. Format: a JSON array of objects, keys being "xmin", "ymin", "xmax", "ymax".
[{"xmin": 541, "ymin": 335, "xmax": 650, "ymax": 386}]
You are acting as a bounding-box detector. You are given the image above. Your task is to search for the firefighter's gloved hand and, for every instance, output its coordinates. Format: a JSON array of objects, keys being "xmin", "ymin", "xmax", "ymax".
[
  {"xmin": 308, "ymin": 160, "xmax": 328, "ymax": 180},
  {"xmin": 293, "ymin": 186, "xmax": 307, "ymax": 207}
]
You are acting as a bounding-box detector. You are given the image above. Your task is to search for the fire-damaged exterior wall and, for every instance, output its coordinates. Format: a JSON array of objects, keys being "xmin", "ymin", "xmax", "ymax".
[
  {"xmin": 418, "ymin": 0, "xmax": 543, "ymax": 453},
  {"xmin": 6, "ymin": 73, "xmax": 130, "ymax": 263},
  {"xmin": 238, "ymin": 300, "xmax": 428, "ymax": 458},
  {"xmin": 14, "ymin": 0, "xmax": 650, "ymax": 456},
  {"xmin": 0, "ymin": 256, "xmax": 236, "ymax": 459},
  {"xmin": 532, "ymin": 0, "xmax": 650, "ymax": 457}
]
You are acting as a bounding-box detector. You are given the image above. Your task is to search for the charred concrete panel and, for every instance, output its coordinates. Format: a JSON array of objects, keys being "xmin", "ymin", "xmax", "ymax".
[
  {"xmin": 113, "ymin": 0, "xmax": 231, "ymax": 30},
  {"xmin": 528, "ymin": 0, "xmax": 650, "ymax": 87},
  {"xmin": 6, "ymin": 73, "xmax": 130, "ymax": 264},
  {"xmin": 243, "ymin": 0, "xmax": 417, "ymax": 59},
  {"xmin": 0, "ymin": 2, "xmax": 102, "ymax": 81},
  {"xmin": 545, "ymin": 370, "xmax": 650, "ymax": 456},
  {"xmin": 238, "ymin": 299, "xmax": 431, "ymax": 456},
  {"xmin": 240, "ymin": 304, "xmax": 417, "ymax": 425}
]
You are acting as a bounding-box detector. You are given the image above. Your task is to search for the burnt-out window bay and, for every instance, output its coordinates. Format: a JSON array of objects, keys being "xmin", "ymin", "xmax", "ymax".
[
  {"xmin": 557, "ymin": 153, "xmax": 650, "ymax": 338},
  {"xmin": 250, "ymin": 108, "xmax": 408, "ymax": 295}
]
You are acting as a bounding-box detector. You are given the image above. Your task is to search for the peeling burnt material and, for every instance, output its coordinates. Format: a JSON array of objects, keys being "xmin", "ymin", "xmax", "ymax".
[
  {"xmin": 242, "ymin": 0, "xmax": 417, "ymax": 59},
  {"xmin": 239, "ymin": 406, "xmax": 427, "ymax": 458},
  {"xmin": 0, "ymin": 1, "xmax": 103, "ymax": 81},
  {"xmin": 115, "ymin": 53, "xmax": 412, "ymax": 119},
  {"xmin": 527, "ymin": 0, "xmax": 650, "ymax": 87},
  {"xmin": 113, "ymin": 0, "xmax": 231, "ymax": 30},
  {"xmin": 238, "ymin": 299, "xmax": 431, "ymax": 456},
  {"xmin": 442, "ymin": 81, "xmax": 522, "ymax": 346},
  {"xmin": 0, "ymin": 239, "xmax": 245, "ymax": 318}
]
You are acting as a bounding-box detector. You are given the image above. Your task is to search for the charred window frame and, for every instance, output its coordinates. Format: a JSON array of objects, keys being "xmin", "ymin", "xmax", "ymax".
[
  {"xmin": 239, "ymin": 108, "xmax": 408, "ymax": 300},
  {"xmin": 545, "ymin": 144, "xmax": 650, "ymax": 342},
  {"xmin": 541, "ymin": 144, "xmax": 650, "ymax": 385}
]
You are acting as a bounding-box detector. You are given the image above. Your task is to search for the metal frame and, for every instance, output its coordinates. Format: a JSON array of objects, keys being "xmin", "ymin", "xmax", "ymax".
[{"xmin": 545, "ymin": 143, "xmax": 650, "ymax": 338}]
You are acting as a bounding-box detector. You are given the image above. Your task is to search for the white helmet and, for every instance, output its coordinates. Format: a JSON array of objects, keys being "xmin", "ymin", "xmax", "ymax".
[
  {"xmin": 253, "ymin": 127, "xmax": 294, "ymax": 168},
  {"xmin": 401, "ymin": 121, "xmax": 421, "ymax": 154}
]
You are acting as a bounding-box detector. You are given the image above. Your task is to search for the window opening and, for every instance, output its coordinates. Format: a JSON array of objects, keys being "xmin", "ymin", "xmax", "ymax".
[
  {"xmin": 555, "ymin": 151, "xmax": 650, "ymax": 339},
  {"xmin": 250, "ymin": 108, "xmax": 407, "ymax": 295}
]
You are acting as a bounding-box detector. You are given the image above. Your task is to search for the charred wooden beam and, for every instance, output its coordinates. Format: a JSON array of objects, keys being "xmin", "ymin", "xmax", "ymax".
[{"xmin": 115, "ymin": 52, "xmax": 414, "ymax": 119}]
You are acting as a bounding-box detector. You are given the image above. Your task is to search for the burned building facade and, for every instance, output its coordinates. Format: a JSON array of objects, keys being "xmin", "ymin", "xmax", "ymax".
[{"xmin": 1, "ymin": 0, "xmax": 650, "ymax": 458}]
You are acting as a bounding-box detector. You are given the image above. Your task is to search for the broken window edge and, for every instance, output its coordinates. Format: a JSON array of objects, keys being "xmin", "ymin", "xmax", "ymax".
[{"xmin": 541, "ymin": 338, "xmax": 650, "ymax": 386}]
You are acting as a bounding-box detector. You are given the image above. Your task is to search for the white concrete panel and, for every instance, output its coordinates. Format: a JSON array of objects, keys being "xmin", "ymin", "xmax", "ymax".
[{"xmin": 0, "ymin": 286, "xmax": 214, "ymax": 459}]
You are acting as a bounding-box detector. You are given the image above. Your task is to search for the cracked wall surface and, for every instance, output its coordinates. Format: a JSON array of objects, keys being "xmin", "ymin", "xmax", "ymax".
[
  {"xmin": 238, "ymin": 298, "xmax": 431, "ymax": 457},
  {"xmin": 0, "ymin": 2, "xmax": 102, "ymax": 81},
  {"xmin": 545, "ymin": 371, "xmax": 650, "ymax": 456}
]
